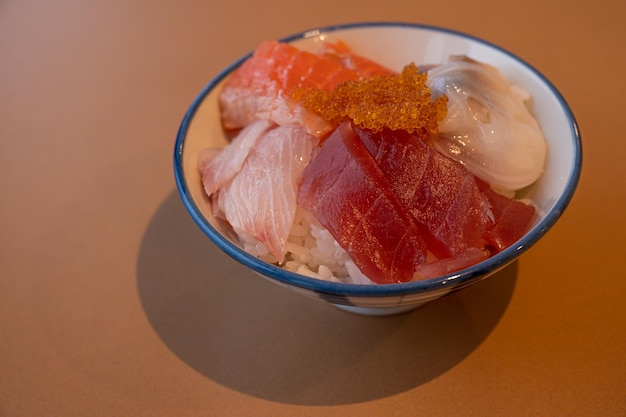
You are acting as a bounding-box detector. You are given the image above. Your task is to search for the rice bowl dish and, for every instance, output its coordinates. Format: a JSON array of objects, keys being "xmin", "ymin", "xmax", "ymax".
[{"xmin": 174, "ymin": 22, "xmax": 581, "ymax": 315}]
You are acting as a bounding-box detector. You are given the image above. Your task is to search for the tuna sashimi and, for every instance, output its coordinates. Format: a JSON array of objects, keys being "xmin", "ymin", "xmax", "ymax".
[
  {"xmin": 199, "ymin": 119, "xmax": 274, "ymax": 196},
  {"xmin": 298, "ymin": 122, "xmax": 427, "ymax": 284},
  {"xmin": 354, "ymin": 126, "xmax": 493, "ymax": 259},
  {"xmin": 219, "ymin": 40, "xmax": 394, "ymax": 138},
  {"xmin": 476, "ymin": 179, "xmax": 536, "ymax": 252},
  {"xmin": 414, "ymin": 247, "xmax": 489, "ymax": 279},
  {"xmin": 215, "ymin": 125, "xmax": 316, "ymax": 262}
]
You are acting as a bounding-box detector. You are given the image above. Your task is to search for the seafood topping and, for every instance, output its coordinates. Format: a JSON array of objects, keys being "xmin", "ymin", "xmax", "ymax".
[
  {"xmin": 211, "ymin": 124, "xmax": 317, "ymax": 262},
  {"xmin": 199, "ymin": 119, "xmax": 274, "ymax": 196},
  {"xmin": 298, "ymin": 121, "xmax": 428, "ymax": 284},
  {"xmin": 476, "ymin": 179, "xmax": 536, "ymax": 252},
  {"xmin": 200, "ymin": 40, "xmax": 542, "ymax": 284},
  {"xmin": 354, "ymin": 125, "xmax": 493, "ymax": 259},
  {"xmin": 427, "ymin": 56, "xmax": 547, "ymax": 191},
  {"xmin": 294, "ymin": 62, "xmax": 448, "ymax": 136},
  {"xmin": 219, "ymin": 40, "xmax": 394, "ymax": 139}
]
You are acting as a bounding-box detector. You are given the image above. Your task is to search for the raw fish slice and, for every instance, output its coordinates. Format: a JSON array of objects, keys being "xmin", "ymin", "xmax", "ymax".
[
  {"xmin": 317, "ymin": 40, "xmax": 396, "ymax": 81},
  {"xmin": 219, "ymin": 40, "xmax": 394, "ymax": 138},
  {"xmin": 298, "ymin": 122, "xmax": 427, "ymax": 284},
  {"xmin": 219, "ymin": 125, "xmax": 316, "ymax": 262},
  {"xmin": 199, "ymin": 119, "xmax": 274, "ymax": 196},
  {"xmin": 427, "ymin": 56, "xmax": 547, "ymax": 191},
  {"xmin": 355, "ymin": 126, "xmax": 493, "ymax": 259},
  {"xmin": 476, "ymin": 179, "xmax": 536, "ymax": 252},
  {"xmin": 414, "ymin": 247, "xmax": 489, "ymax": 279},
  {"xmin": 197, "ymin": 148, "xmax": 221, "ymax": 171}
]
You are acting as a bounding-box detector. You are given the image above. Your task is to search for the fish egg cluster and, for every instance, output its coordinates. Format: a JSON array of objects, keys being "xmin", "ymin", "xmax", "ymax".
[{"xmin": 293, "ymin": 63, "xmax": 448, "ymax": 134}]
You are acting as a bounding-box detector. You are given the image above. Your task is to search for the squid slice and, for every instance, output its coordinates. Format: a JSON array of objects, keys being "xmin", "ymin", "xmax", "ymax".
[{"xmin": 427, "ymin": 56, "xmax": 547, "ymax": 191}]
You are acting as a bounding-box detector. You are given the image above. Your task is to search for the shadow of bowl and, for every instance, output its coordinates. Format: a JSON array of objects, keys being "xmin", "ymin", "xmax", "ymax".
[{"xmin": 137, "ymin": 191, "xmax": 518, "ymax": 405}]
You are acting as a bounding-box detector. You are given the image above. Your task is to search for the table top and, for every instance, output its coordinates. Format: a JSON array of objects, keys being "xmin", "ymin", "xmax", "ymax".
[{"xmin": 2, "ymin": 1, "xmax": 625, "ymax": 416}]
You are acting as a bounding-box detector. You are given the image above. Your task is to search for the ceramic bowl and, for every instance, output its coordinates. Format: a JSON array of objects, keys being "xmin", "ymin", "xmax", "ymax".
[{"xmin": 174, "ymin": 22, "xmax": 582, "ymax": 316}]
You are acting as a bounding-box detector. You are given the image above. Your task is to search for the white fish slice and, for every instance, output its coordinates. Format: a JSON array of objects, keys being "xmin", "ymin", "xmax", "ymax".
[
  {"xmin": 218, "ymin": 125, "xmax": 317, "ymax": 262},
  {"xmin": 198, "ymin": 119, "xmax": 274, "ymax": 196}
]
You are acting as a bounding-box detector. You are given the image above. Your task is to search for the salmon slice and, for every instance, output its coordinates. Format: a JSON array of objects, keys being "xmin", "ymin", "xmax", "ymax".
[
  {"xmin": 219, "ymin": 40, "xmax": 395, "ymax": 139},
  {"xmin": 318, "ymin": 40, "xmax": 396, "ymax": 78},
  {"xmin": 298, "ymin": 122, "xmax": 427, "ymax": 284},
  {"xmin": 215, "ymin": 125, "xmax": 317, "ymax": 262}
]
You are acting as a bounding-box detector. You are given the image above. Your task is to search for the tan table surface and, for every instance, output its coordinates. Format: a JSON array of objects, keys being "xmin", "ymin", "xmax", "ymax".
[{"xmin": 2, "ymin": 0, "xmax": 624, "ymax": 416}]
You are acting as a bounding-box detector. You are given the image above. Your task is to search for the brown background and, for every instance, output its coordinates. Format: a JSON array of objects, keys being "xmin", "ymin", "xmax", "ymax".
[{"xmin": 1, "ymin": 0, "xmax": 625, "ymax": 415}]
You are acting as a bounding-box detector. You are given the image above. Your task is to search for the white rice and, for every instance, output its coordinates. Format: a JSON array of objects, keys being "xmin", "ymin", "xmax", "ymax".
[{"xmin": 235, "ymin": 206, "xmax": 376, "ymax": 285}]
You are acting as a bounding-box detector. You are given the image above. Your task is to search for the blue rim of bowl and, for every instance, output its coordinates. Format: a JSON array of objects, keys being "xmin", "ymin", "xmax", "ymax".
[{"xmin": 173, "ymin": 21, "xmax": 582, "ymax": 298}]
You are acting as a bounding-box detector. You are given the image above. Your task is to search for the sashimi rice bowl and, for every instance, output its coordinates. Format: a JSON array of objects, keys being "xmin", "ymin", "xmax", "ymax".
[{"xmin": 174, "ymin": 22, "xmax": 581, "ymax": 315}]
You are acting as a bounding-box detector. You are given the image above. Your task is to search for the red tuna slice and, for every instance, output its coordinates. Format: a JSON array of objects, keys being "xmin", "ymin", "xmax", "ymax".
[
  {"xmin": 414, "ymin": 247, "xmax": 489, "ymax": 279},
  {"xmin": 298, "ymin": 122, "xmax": 427, "ymax": 284},
  {"xmin": 354, "ymin": 126, "xmax": 493, "ymax": 259},
  {"xmin": 476, "ymin": 179, "xmax": 536, "ymax": 252},
  {"xmin": 219, "ymin": 40, "xmax": 394, "ymax": 139}
]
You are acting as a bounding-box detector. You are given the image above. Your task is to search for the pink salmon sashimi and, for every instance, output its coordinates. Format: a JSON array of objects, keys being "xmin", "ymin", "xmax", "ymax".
[
  {"xmin": 298, "ymin": 121, "xmax": 427, "ymax": 284},
  {"xmin": 354, "ymin": 126, "xmax": 493, "ymax": 259},
  {"xmin": 198, "ymin": 119, "xmax": 274, "ymax": 196},
  {"xmin": 317, "ymin": 40, "xmax": 398, "ymax": 77},
  {"xmin": 219, "ymin": 40, "xmax": 395, "ymax": 139},
  {"xmin": 214, "ymin": 125, "xmax": 317, "ymax": 263}
]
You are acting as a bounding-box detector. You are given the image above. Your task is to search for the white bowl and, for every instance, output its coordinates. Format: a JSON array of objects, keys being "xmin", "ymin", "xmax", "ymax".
[{"xmin": 174, "ymin": 22, "xmax": 582, "ymax": 316}]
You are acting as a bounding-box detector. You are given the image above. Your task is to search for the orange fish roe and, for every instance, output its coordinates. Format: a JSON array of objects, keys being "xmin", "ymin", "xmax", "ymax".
[{"xmin": 293, "ymin": 63, "xmax": 448, "ymax": 134}]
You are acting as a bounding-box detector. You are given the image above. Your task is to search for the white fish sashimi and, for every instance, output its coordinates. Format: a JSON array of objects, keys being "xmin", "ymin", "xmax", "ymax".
[
  {"xmin": 198, "ymin": 119, "xmax": 274, "ymax": 196},
  {"xmin": 427, "ymin": 56, "xmax": 547, "ymax": 191},
  {"xmin": 217, "ymin": 125, "xmax": 317, "ymax": 262}
]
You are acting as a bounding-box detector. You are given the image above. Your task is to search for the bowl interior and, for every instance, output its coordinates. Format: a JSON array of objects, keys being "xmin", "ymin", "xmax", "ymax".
[{"xmin": 175, "ymin": 22, "xmax": 581, "ymax": 294}]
